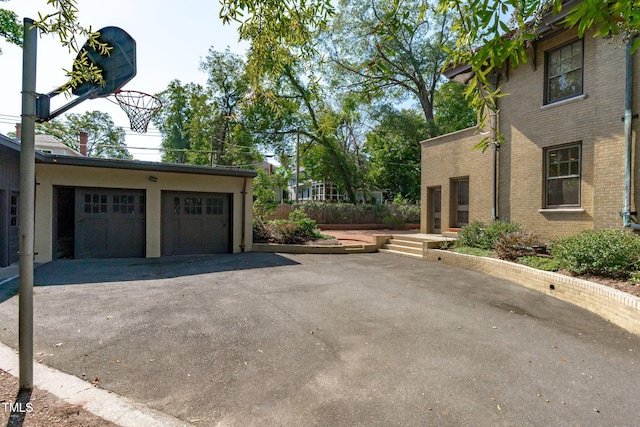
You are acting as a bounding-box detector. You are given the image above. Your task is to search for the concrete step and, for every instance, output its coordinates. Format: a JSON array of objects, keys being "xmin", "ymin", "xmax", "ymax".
[
  {"xmin": 379, "ymin": 248, "xmax": 424, "ymax": 259},
  {"xmin": 383, "ymin": 243, "xmax": 424, "ymax": 256},
  {"xmin": 387, "ymin": 238, "xmax": 423, "ymax": 249}
]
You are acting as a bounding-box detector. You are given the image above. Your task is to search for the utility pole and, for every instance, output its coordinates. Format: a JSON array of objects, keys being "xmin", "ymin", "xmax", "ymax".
[
  {"xmin": 19, "ymin": 17, "xmax": 38, "ymax": 391},
  {"xmin": 295, "ymin": 129, "xmax": 300, "ymax": 204}
]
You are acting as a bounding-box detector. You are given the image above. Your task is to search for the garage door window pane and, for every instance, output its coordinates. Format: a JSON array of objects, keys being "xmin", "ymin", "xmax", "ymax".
[
  {"xmin": 206, "ymin": 198, "xmax": 223, "ymax": 215},
  {"xmin": 173, "ymin": 197, "xmax": 180, "ymax": 214},
  {"xmin": 85, "ymin": 193, "xmax": 107, "ymax": 214},
  {"xmin": 113, "ymin": 195, "xmax": 135, "ymax": 214},
  {"xmin": 185, "ymin": 197, "xmax": 202, "ymax": 215},
  {"xmin": 139, "ymin": 196, "xmax": 146, "ymax": 214}
]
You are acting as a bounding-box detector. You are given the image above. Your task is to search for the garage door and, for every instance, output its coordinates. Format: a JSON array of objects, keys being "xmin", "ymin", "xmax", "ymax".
[
  {"xmin": 75, "ymin": 188, "xmax": 146, "ymax": 258},
  {"xmin": 162, "ymin": 191, "xmax": 230, "ymax": 256}
]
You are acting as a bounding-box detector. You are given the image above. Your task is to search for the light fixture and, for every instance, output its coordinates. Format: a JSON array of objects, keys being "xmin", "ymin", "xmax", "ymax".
[{"xmin": 149, "ymin": 176, "xmax": 158, "ymax": 182}]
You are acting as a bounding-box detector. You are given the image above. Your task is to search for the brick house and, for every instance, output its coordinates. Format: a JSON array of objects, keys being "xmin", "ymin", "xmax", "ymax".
[{"xmin": 421, "ymin": 9, "xmax": 640, "ymax": 240}]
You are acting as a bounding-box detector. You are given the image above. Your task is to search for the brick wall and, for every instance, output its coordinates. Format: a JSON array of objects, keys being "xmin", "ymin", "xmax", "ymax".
[
  {"xmin": 420, "ymin": 127, "xmax": 493, "ymax": 233},
  {"xmin": 422, "ymin": 27, "xmax": 640, "ymax": 240}
]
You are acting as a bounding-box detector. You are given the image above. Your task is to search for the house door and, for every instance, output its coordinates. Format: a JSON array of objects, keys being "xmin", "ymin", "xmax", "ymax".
[
  {"xmin": 453, "ymin": 179, "xmax": 469, "ymax": 228},
  {"xmin": 431, "ymin": 187, "xmax": 441, "ymax": 234}
]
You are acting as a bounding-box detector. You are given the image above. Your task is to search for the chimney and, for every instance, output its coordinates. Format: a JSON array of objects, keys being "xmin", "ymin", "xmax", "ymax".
[
  {"xmin": 15, "ymin": 123, "xmax": 21, "ymax": 139},
  {"xmin": 79, "ymin": 131, "xmax": 88, "ymax": 156}
]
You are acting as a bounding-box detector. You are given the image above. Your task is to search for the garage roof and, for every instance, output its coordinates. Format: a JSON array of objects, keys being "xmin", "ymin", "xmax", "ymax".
[{"xmin": 1, "ymin": 133, "xmax": 257, "ymax": 178}]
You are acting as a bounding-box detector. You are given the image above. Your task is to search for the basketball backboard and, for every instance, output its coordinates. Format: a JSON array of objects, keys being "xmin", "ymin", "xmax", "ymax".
[{"xmin": 72, "ymin": 26, "xmax": 137, "ymax": 98}]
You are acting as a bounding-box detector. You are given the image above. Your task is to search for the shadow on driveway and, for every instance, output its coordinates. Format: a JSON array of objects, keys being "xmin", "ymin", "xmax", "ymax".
[{"xmin": 0, "ymin": 252, "xmax": 298, "ymax": 303}]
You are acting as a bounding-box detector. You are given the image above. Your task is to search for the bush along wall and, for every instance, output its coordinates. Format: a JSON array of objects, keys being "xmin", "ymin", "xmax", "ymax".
[{"xmin": 292, "ymin": 201, "xmax": 420, "ymax": 225}]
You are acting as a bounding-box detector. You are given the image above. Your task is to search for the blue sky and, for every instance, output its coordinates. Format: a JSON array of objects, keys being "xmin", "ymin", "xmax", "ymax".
[{"xmin": 0, "ymin": 0, "xmax": 247, "ymax": 161}]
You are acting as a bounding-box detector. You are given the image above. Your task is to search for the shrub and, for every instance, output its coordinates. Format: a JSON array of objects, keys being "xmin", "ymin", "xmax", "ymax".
[
  {"xmin": 494, "ymin": 230, "xmax": 541, "ymax": 261},
  {"xmin": 265, "ymin": 220, "xmax": 306, "ymax": 244},
  {"xmin": 550, "ymin": 229, "xmax": 640, "ymax": 278},
  {"xmin": 456, "ymin": 220, "xmax": 521, "ymax": 250},
  {"xmin": 383, "ymin": 215, "xmax": 405, "ymax": 229},
  {"xmin": 253, "ymin": 220, "xmax": 270, "ymax": 242},
  {"xmin": 517, "ymin": 256, "xmax": 561, "ymax": 272}
]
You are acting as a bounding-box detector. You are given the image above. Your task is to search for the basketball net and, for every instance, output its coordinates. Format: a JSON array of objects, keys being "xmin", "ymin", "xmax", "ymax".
[{"xmin": 113, "ymin": 90, "xmax": 162, "ymax": 133}]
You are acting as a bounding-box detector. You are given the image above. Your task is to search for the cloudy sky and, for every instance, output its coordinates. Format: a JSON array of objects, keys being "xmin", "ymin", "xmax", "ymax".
[{"xmin": 0, "ymin": 0, "xmax": 247, "ymax": 161}]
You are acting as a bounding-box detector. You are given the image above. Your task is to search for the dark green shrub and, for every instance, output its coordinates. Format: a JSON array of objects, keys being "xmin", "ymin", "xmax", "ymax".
[
  {"xmin": 456, "ymin": 220, "xmax": 521, "ymax": 250},
  {"xmin": 288, "ymin": 209, "xmax": 320, "ymax": 238},
  {"xmin": 383, "ymin": 215, "xmax": 405, "ymax": 229},
  {"xmin": 550, "ymin": 229, "xmax": 640, "ymax": 278},
  {"xmin": 494, "ymin": 230, "xmax": 540, "ymax": 261},
  {"xmin": 517, "ymin": 256, "xmax": 561, "ymax": 272}
]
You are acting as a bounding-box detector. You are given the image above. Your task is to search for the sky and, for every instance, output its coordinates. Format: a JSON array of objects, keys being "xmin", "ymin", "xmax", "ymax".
[{"xmin": 0, "ymin": 0, "xmax": 248, "ymax": 161}]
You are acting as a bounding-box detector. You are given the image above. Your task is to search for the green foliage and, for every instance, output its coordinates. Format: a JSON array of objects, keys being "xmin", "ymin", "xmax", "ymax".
[
  {"xmin": 394, "ymin": 204, "xmax": 421, "ymax": 223},
  {"xmin": 456, "ymin": 220, "xmax": 521, "ymax": 250},
  {"xmin": 0, "ymin": 4, "xmax": 22, "ymax": 52},
  {"xmin": 630, "ymin": 271, "xmax": 640, "ymax": 285},
  {"xmin": 550, "ymin": 229, "xmax": 640, "ymax": 278},
  {"xmin": 294, "ymin": 201, "xmax": 390, "ymax": 224},
  {"xmin": 494, "ymin": 230, "xmax": 541, "ymax": 261},
  {"xmin": 257, "ymin": 210, "xmax": 323, "ymax": 244},
  {"xmin": 252, "ymin": 169, "xmax": 280, "ymax": 220},
  {"xmin": 434, "ymin": 81, "xmax": 478, "ymax": 134},
  {"xmin": 327, "ymin": 0, "xmax": 452, "ymax": 128},
  {"xmin": 382, "ymin": 215, "xmax": 405, "ymax": 229},
  {"xmin": 363, "ymin": 108, "xmax": 425, "ymax": 202},
  {"xmin": 517, "ymin": 256, "xmax": 561, "ymax": 272},
  {"xmin": 36, "ymin": 111, "xmax": 132, "ymax": 159},
  {"xmin": 453, "ymin": 246, "xmax": 493, "ymax": 257}
]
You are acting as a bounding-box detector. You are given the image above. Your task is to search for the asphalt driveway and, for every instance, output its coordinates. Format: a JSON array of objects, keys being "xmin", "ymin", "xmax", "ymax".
[{"xmin": 1, "ymin": 252, "xmax": 639, "ymax": 426}]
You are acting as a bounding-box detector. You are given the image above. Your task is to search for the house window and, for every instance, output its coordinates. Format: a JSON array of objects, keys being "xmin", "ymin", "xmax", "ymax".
[
  {"xmin": 545, "ymin": 144, "xmax": 581, "ymax": 207},
  {"xmin": 545, "ymin": 39, "xmax": 583, "ymax": 104}
]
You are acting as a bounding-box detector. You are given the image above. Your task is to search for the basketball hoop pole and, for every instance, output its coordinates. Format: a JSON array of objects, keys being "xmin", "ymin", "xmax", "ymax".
[{"xmin": 19, "ymin": 17, "xmax": 37, "ymax": 391}]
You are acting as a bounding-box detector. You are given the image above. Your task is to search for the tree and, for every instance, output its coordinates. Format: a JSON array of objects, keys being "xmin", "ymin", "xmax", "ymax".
[
  {"xmin": 437, "ymin": 0, "xmax": 640, "ymax": 149},
  {"xmin": 36, "ymin": 110, "xmax": 132, "ymax": 159},
  {"xmin": 219, "ymin": 0, "xmax": 335, "ymax": 82},
  {"xmin": 364, "ymin": 107, "xmax": 427, "ymax": 202},
  {"xmin": 153, "ymin": 80, "xmax": 204, "ymax": 164},
  {"xmin": 327, "ymin": 0, "xmax": 452, "ymax": 136},
  {"xmin": 0, "ymin": 0, "xmax": 22, "ymax": 53},
  {"xmin": 434, "ymin": 81, "xmax": 477, "ymax": 135}
]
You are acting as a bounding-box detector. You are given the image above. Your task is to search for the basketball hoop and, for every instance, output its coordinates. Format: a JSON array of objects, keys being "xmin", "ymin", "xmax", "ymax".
[{"xmin": 113, "ymin": 90, "xmax": 162, "ymax": 133}]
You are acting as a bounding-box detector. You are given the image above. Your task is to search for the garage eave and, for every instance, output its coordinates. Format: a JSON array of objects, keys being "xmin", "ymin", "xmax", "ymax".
[{"xmin": 37, "ymin": 155, "xmax": 258, "ymax": 178}]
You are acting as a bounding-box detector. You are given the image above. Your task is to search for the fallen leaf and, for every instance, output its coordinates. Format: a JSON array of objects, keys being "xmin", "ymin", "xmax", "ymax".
[{"xmin": 92, "ymin": 377, "xmax": 100, "ymax": 384}]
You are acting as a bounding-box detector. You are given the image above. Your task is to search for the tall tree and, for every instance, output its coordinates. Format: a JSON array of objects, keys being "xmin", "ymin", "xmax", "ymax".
[
  {"xmin": 153, "ymin": 80, "xmax": 200, "ymax": 164},
  {"xmin": 327, "ymin": 0, "xmax": 452, "ymax": 136},
  {"xmin": 36, "ymin": 111, "xmax": 132, "ymax": 159},
  {"xmin": 434, "ymin": 81, "xmax": 477, "ymax": 135},
  {"xmin": 364, "ymin": 107, "xmax": 427, "ymax": 202}
]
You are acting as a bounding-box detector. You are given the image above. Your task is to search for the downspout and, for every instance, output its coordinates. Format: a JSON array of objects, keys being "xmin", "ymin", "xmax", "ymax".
[
  {"xmin": 622, "ymin": 36, "xmax": 640, "ymax": 230},
  {"xmin": 241, "ymin": 177, "xmax": 247, "ymax": 252},
  {"xmin": 488, "ymin": 72, "xmax": 500, "ymax": 222}
]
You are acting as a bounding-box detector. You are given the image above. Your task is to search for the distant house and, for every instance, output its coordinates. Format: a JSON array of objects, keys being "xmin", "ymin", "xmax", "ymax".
[
  {"xmin": 289, "ymin": 169, "xmax": 383, "ymax": 204},
  {"xmin": 420, "ymin": 5, "xmax": 640, "ymax": 239},
  {"xmin": 0, "ymin": 132, "xmax": 256, "ymax": 266}
]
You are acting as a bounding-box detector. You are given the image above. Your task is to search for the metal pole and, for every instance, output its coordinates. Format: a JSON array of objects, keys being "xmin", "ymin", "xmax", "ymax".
[
  {"xmin": 19, "ymin": 17, "xmax": 37, "ymax": 391},
  {"xmin": 295, "ymin": 130, "xmax": 300, "ymax": 204}
]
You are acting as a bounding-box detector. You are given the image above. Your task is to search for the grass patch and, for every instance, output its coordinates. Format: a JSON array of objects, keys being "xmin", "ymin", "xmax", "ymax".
[
  {"xmin": 453, "ymin": 247, "xmax": 493, "ymax": 257},
  {"xmin": 517, "ymin": 256, "xmax": 560, "ymax": 272}
]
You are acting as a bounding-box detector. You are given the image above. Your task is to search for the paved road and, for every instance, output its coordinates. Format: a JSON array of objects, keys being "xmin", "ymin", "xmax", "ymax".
[{"xmin": 1, "ymin": 252, "xmax": 639, "ymax": 426}]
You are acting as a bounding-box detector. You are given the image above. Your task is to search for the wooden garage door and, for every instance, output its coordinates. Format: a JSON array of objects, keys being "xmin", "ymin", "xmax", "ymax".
[
  {"xmin": 75, "ymin": 188, "xmax": 146, "ymax": 258},
  {"xmin": 162, "ymin": 191, "xmax": 230, "ymax": 256}
]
